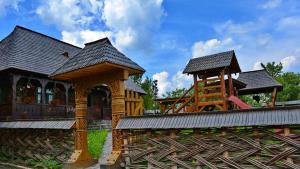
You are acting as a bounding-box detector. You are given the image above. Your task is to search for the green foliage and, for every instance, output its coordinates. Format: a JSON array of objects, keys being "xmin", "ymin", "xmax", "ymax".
[
  {"xmin": 261, "ymin": 62, "xmax": 283, "ymax": 77},
  {"xmin": 88, "ymin": 129, "xmax": 108, "ymax": 159},
  {"xmin": 162, "ymin": 88, "xmax": 187, "ymax": 98},
  {"xmin": 25, "ymin": 159, "xmax": 62, "ymax": 169},
  {"xmin": 130, "ymin": 74, "xmax": 142, "ymax": 86},
  {"xmin": 130, "ymin": 75, "xmax": 159, "ymax": 110},
  {"xmin": 259, "ymin": 61, "xmax": 300, "ymax": 102},
  {"xmin": 276, "ymin": 72, "xmax": 300, "ymax": 101}
]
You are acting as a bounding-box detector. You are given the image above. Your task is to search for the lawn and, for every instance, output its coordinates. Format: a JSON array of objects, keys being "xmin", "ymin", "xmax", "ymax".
[{"xmin": 88, "ymin": 129, "xmax": 108, "ymax": 159}]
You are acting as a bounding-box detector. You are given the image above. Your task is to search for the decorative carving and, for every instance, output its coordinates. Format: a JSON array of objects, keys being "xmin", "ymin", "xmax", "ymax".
[{"xmin": 69, "ymin": 69, "xmax": 128, "ymax": 166}]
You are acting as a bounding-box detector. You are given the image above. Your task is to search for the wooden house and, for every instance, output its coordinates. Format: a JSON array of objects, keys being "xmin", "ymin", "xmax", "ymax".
[{"xmin": 0, "ymin": 26, "xmax": 146, "ymax": 121}]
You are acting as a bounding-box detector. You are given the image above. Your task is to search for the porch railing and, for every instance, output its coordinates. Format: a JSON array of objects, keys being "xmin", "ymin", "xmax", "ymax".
[{"xmin": 14, "ymin": 103, "xmax": 75, "ymax": 120}]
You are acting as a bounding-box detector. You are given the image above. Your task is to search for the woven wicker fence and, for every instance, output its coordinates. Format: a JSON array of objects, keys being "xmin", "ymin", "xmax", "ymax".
[
  {"xmin": 123, "ymin": 126, "xmax": 300, "ymax": 169},
  {"xmin": 0, "ymin": 129, "xmax": 74, "ymax": 167}
]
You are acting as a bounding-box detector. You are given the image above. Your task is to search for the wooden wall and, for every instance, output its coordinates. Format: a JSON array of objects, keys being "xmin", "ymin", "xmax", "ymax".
[{"xmin": 125, "ymin": 90, "xmax": 144, "ymax": 116}]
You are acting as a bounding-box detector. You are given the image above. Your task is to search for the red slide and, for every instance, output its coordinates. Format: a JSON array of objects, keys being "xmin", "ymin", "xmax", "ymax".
[{"xmin": 228, "ymin": 95, "xmax": 252, "ymax": 109}]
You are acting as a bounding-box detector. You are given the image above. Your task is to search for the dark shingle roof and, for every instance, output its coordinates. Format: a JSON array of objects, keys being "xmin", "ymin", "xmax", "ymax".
[
  {"xmin": 183, "ymin": 50, "xmax": 241, "ymax": 75},
  {"xmin": 0, "ymin": 26, "xmax": 81, "ymax": 75},
  {"xmin": 117, "ymin": 106, "xmax": 300, "ymax": 129},
  {"xmin": 0, "ymin": 120, "xmax": 75, "ymax": 129},
  {"xmin": 237, "ymin": 69, "xmax": 282, "ymax": 94},
  {"xmin": 125, "ymin": 79, "xmax": 146, "ymax": 95},
  {"xmin": 52, "ymin": 38, "xmax": 145, "ymax": 76}
]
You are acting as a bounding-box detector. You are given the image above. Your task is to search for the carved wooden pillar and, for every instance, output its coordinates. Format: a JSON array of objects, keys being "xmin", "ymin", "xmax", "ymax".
[
  {"xmin": 73, "ymin": 82, "xmax": 93, "ymax": 161},
  {"xmin": 111, "ymin": 79, "xmax": 126, "ymax": 151}
]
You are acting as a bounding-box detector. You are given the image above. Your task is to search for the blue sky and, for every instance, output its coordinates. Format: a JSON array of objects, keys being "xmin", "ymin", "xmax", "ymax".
[{"xmin": 1, "ymin": 0, "xmax": 300, "ymax": 95}]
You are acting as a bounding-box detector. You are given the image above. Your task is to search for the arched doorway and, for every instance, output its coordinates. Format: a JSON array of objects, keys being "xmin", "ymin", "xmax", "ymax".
[{"xmin": 87, "ymin": 85, "xmax": 111, "ymax": 121}]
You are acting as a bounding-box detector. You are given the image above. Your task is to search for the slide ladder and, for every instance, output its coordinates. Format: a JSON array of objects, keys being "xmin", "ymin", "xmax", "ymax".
[{"xmin": 228, "ymin": 95, "xmax": 252, "ymax": 109}]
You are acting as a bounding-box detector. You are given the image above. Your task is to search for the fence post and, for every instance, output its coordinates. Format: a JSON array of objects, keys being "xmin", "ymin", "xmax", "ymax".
[
  {"xmin": 146, "ymin": 130, "xmax": 153, "ymax": 169},
  {"xmin": 194, "ymin": 129, "xmax": 201, "ymax": 169},
  {"xmin": 123, "ymin": 130, "xmax": 130, "ymax": 169},
  {"xmin": 222, "ymin": 128, "xmax": 229, "ymax": 158},
  {"xmin": 284, "ymin": 127, "xmax": 293, "ymax": 163},
  {"xmin": 170, "ymin": 129, "xmax": 178, "ymax": 169},
  {"xmin": 253, "ymin": 127, "xmax": 260, "ymax": 160}
]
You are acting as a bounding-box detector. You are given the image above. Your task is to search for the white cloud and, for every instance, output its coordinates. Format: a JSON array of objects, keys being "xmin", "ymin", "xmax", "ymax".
[
  {"xmin": 260, "ymin": 0, "xmax": 282, "ymax": 9},
  {"xmin": 215, "ymin": 20, "xmax": 259, "ymax": 35},
  {"xmin": 277, "ymin": 16, "xmax": 300, "ymax": 30},
  {"xmin": 192, "ymin": 38, "xmax": 240, "ymax": 58},
  {"xmin": 102, "ymin": 0, "xmax": 164, "ymax": 50},
  {"xmin": 36, "ymin": 0, "xmax": 102, "ymax": 30},
  {"xmin": 257, "ymin": 34, "xmax": 272, "ymax": 46},
  {"xmin": 172, "ymin": 71, "xmax": 192, "ymax": 89},
  {"xmin": 152, "ymin": 70, "xmax": 193, "ymax": 96},
  {"xmin": 0, "ymin": 0, "xmax": 22, "ymax": 16},
  {"xmin": 36, "ymin": 0, "xmax": 164, "ymax": 50},
  {"xmin": 152, "ymin": 71, "xmax": 171, "ymax": 96},
  {"xmin": 253, "ymin": 61, "xmax": 263, "ymax": 70},
  {"xmin": 62, "ymin": 30, "xmax": 112, "ymax": 47},
  {"xmin": 281, "ymin": 56, "xmax": 297, "ymax": 70}
]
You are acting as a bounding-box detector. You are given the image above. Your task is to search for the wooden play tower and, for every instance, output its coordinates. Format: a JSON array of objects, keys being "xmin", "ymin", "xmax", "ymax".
[{"xmin": 162, "ymin": 50, "xmax": 252, "ymax": 113}]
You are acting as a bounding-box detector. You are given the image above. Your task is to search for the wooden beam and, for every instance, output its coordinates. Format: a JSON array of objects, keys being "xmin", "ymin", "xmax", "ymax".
[
  {"xmin": 220, "ymin": 70, "xmax": 228, "ymax": 110},
  {"xmin": 228, "ymin": 70, "xmax": 234, "ymax": 96},
  {"xmin": 194, "ymin": 74, "xmax": 198, "ymax": 111},
  {"xmin": 271, "ymin": 88, "xmax": 278, "ymax": 107}
]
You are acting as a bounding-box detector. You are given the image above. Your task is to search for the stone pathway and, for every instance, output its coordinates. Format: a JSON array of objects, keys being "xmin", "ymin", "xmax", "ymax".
[{"xmin": 87, "ymin": 132, "xmax": 112, "ymax": 169}]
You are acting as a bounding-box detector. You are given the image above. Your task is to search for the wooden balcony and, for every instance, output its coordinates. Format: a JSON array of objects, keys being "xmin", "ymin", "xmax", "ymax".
[{"xmin": 14, "ymin": 103, "xmax": 75, "ymax": 120}]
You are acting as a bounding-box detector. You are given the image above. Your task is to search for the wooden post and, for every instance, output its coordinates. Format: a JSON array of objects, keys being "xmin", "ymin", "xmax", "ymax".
[
  {"xmin": 193, "ymin": 74, "xmax": 198, "ymax": 111},
  {"xmin": 111, "ymin": 79, "xmax": 126, "ymax": 151},
  {"xmin": 11, "ymin": 74, "xmax": 21, "ymax": 119},
  {"xmin": 221, "ymin": 129, "xmax": 229, "ymax": 158},
  {"xmin": 271, "ymin": 88, "xmax": 277, "ymax": 107},
  {"xmin": 194, "ymin": 129, "xmax": 201, "ymax": 169},
  {"xmin": 73, "ymin": 84, "xmax": 92, "ymax": 161},
  {"xmin": 130, "ymin": 91, "xmax": 135, "ymax": 116},
  {"xmin": 126, "ymin": 90, "xmax": 130, "ymax": 116},
  {"xmin": 253, "ymin": 127, "xmax": 260, "ymax": 160},
  {"xmin": 284, "ymin": 127, "xmax": 293, "ymax": 163},
  {"xmin": 228, "ymin": 70, "xmax": 234, "ymax": 96},
  {"xmin": 146, "ymin": 130, "xmax": 153, "ymax": 169},
  {"xmin": 220, "ymin": 70, "xmax": 227, "ymax": 110},
  {"xmin": 170, "ymin": 130, "xmax": 177, "ymax": 169},
  {"xmin": 123, "ymin": 130, "xmax": 130, "ymax": 169}
]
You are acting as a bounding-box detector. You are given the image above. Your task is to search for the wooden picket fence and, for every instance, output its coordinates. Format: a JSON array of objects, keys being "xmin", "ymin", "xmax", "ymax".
[{"xmin": 122, "ymin": 126, "xmax": 300, "ymax": 168}]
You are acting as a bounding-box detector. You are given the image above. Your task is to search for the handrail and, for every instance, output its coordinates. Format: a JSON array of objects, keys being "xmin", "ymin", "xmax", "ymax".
[
  {"xmin": 164, "ymin": 84, "xmax": 194, "ymax": 114},
  {"xmin": 174, "ymin": 94, "xmax": 195, "ymax": 113}
]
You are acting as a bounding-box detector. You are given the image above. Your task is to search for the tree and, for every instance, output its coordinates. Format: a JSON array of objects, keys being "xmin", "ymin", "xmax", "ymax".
[
  {"xmin": 140, "ymin": 77, "xmax": 157, "ymax": 110},
  {"xmin": 260, "ymin": 62, "xmax": 283, "ymax": 77},
  {"xmin": 276, "ymin": 72, "xmax": 300, "ymax": 101},
  {"xmin": 162, "ymin": 88, "xmax": 186, "ymax": 98},
  {"xmin": 130, "ymin": 74, "xmax": 142, "ymax": 86}
]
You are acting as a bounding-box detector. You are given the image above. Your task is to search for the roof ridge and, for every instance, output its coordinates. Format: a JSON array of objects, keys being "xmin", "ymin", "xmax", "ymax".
[
  {"xmin": 239, "ymin": 69, "xmax": 265, "ymax": 74},
  {"xmin": 191, "ymin": 50, "xmax": 234, "ymax": 60},
  {"xmin": 84, "ymin": 37, "xmax": 111, "ymax": 46},
  {"xmin": 15, "ymin": 25, "xmax": 82, "ymax": 49}
]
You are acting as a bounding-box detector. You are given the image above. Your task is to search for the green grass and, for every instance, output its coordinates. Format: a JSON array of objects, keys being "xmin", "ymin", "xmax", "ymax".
[{"xmin": 88, "ymin": 129, "xmax": 108, "ymax": 159}]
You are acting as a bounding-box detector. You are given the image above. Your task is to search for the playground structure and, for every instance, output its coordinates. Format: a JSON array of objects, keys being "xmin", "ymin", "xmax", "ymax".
[{"xmin": 158, "ymin": 51, "xmax": 282, "ymax": 114}]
